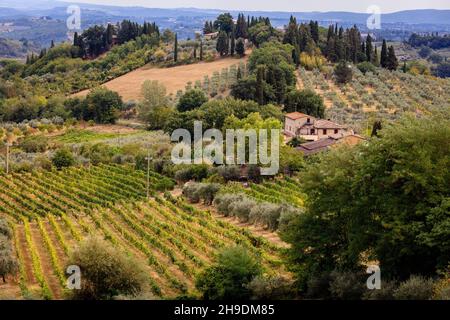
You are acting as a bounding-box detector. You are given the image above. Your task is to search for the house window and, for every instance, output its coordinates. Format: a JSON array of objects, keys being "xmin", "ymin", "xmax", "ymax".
[
  {"xmin": 323, "ymin": 129, "xmax": 327, "ymax": 135},
  {"xmin": 310, "ymin": 129, "xmax": 315, "ymax": 134},
  {"xmin": 334, "ymin": 129, "xmax": 339, "ymax": 134},
  {"xmin": 307, "ymin": 118, "xmax": 311, "ymax": 123}
]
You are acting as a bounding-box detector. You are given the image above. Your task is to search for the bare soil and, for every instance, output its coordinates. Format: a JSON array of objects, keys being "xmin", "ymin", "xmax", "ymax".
[{"xmin": 73, "ymin": 56, "xmax": 248, "ymax": 102}]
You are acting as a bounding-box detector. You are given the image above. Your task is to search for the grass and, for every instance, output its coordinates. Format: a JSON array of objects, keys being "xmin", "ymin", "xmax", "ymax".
[{"xmin": 54, "ymin": 129, "xmax": 141, "ymax": 144}]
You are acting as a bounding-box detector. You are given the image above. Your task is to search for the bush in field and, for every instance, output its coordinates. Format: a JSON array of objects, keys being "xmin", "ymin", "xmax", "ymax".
[
  {"xmin": 305, "ymin": 273, "xmax": 333, "ymax": 299},
  {"xmin": 176, "ymin": 89, "xmax": 208, "ymax": 112},
  {"xmin": 213, "ymin": 193, "xmax": 245, "ymax": 216},
  {"xmin": 183, "ymin": 182, "xmax": 221, "ymax": 205},
  {"xmin": 229, "ymin": 198, "xmax": 257, "ymax": 222},
  {"xmin": 20, "ymin": 135, "xmax": 49, "ymax": 153},
  {"xmin": 52, "ymin": 148, "xmax": 75, "ymax": 169},
  {"xmin": 196, "ymin": 246, "xmax": 262, "ymax": 300},
  {"xmin": 0, "ymin": 219, "xmax": 19, "ymax": 283},
  {"xmin": 216, "ymin": 165, "xmax": 240, "ymax": 182},
  {"xmin": 363, "ymin": 280, "xmax": 398, "ymax": 300},
  {"xmin": 67, "ymin": 236, "xmax": 148, "ymax": 300},
  {"xmin": 278, "ymin": 205, "xmax": 302, "ymax": 234},
  {"xmin": 247, "ymin": 275, "xmax": 295, "ymax": 300},
  {"xmin": 85, "ymin": 88, "xmax": 122, "ymax": 124},
  {"xmin": 329, "ymin": 271, "xmax": 366, "ymax": 300},
  {"xmin": 357, "ymin": 61, "xmax": 376, "ymax": 75},
  {"xmin": 334, "ymin": 60, "xmax": 353, "ymax": 84},
  {"xmin": 393, "ymin": 275, "xmax": 435, "ymax": 300},
  {"xmin": 174, "ymin": 164, "xmax": 210, "ymax": 183},
  {"xmin": 249, "ymin": 203, "xmax": 280, "ymax": 231}
]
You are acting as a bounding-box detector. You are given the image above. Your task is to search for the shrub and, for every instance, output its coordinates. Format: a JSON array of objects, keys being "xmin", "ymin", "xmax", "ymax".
[
  {"xmin": 174, "ymin": 164, "xmax": 210, "ymax": 183},
  {"xmin": 305, "ymin": 273, "xmax": 333, "ymax": 299},
  {"xmin": 357, "ymin": 61, "xmax": 376, "ymax": 75},
  {"xmin": 213, "ymin": 193, "xmax": 245, "ymax": 216},
  {"xmin": 329, "ymin": 271, "xmax": 366, "ymax": 300},
  {"xmin": 393, "ymin": 275, "xmax": 435, "ymax": 300},
  {"xmin": 177, "ymin": 89, "xmax": 208, "ymax": 112},
  {"xmin": 229, "ymin": 198, "xmax": 257, "ymax": 222},
  {"xmin": 195, "ymin": 246, "xmax": 262, "ymax": 300},
  {"xmin": 363, "ymin": 280, "xmax": 398, "ymax": 300},
  {"xmin": 334, "ymin": 60, "xmax": 353, "ymax": 84},
  {"xmin": 0, "ymin": 219, "xmax": 18, "ymax": 283},
  {"xmin": 52, "ymin": 148, "xmax": 75, "ymax": 169},
  {"xmin": 216, "ymin": 165, "xmax": 240, "ymax": 182},
  {"xmin": 247, "ymin": 275, "xmax": 295, "ymax": 300},
  {"xmin": 247, "ymin": 165, "xmax": 261, "ymax": 183},
  {"xmin": 67, "ymin": 236, "xmax": 148, "ymax": 300},
  {"xmin": 20, "ymin": 135, "xmax": 48, "ymax": 153}
]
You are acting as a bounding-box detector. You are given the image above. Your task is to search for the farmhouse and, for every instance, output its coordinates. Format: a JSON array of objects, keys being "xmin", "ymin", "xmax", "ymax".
[
  {"xmin": 204, "ymin": 32, "xmax": 219, "ymax": 40},
  {"xmin": 284, "ymin": 112, "xmax": 353, "ymax": 141}
]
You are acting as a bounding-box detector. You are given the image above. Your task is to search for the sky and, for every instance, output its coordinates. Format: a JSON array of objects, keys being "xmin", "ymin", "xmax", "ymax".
[{"xmin": 62, "ymin": 0, "xmax": 450, "ymax": 13}]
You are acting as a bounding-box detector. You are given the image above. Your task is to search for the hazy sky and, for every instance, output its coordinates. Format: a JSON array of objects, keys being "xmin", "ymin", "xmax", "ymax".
[{"xmin": 63, "ymin": 0, "xmax": 450, "ymax": 13}]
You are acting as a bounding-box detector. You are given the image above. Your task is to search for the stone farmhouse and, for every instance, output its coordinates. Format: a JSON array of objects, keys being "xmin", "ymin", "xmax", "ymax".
[{"xmin": 284, "ymin": 112, "xmax": 354, "ymax": 141}]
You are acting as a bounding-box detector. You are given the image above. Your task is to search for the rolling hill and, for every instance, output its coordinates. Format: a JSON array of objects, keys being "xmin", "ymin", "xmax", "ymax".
[{"xmin": 74, "ymin": 55, "xmax": 248, "ymax": 101}]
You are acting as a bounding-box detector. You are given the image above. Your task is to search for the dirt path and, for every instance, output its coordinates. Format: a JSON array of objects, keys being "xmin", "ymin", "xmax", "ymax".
[{"xmin": 73, "ymin": 56, "xmax": 248, "ymax": 102}]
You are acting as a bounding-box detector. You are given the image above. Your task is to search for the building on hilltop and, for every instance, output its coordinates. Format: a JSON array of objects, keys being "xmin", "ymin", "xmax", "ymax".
[{"xmin": 284, "ymin": 112, "xmax": 353, "ymax": 142}]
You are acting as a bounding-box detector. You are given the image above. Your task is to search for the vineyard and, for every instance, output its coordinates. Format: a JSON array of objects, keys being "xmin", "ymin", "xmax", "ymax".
[
  {"xmin": 298, "ymin": 67, "xmax": 450, "ymax": 132},
  {"xmin": 223, "ymin": 177, "xmax": 305, "ymax": 208},
  {"xmin": 0, "ymin": 165, "xmax": 285, "ymax": 300}
]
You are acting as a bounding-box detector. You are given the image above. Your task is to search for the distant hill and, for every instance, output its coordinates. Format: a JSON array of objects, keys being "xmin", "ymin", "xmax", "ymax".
[
  {"xmin": 0, "ymin": 37, "xmax": 39, "ymax": 58},
  {"xmin": 0, "ymin": 2, "xmax": 449, "ymax": 52}
]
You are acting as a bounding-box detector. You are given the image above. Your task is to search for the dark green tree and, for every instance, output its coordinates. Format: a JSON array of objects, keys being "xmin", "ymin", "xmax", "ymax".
[
  {"xmin": 380, "ymin": 40, "xmax": 388, "ymax": 68},
  {"xmin": 52, "ymin": 148, "xmax": 75, "ymax": 169},
  {"xmin": 177, "ymin": 89, "xmax": 208, "ymax": 112},
  {"xmin": 334, "ymin": 60, "xmax": 353, "ymax": 84},
  {"xmin": 196, "ymin": 246, "xmax": 262, "ymax": 300},
  {"xmin": 230, "ymin": 30, "xmax": 236, "ymax": 56},
  {"xmin": 85, "ymin": 88, "xmax": 123, "ymax": 124},
  {"xmin": 365, "ymin": 34, "xmax": 373, "ymax": 62},
  {"xmin": 236, "ymin": 38, "xmax": 245, "ymax": 57},
  {"xmin": 216, "ymin": 31, "xmax": 229, "ymax": 56},
  {"xmin": 386, "ymin": 45, "xmax": 399, "ymax": 71},
  {"xmin": 214, "ymin": 13, "xmax": 234, "ymax": 34},
  {"xmin": 174, "ymin": 33, "xmax": 178, "ymax": 62},
  {"xmin": 284, "ymin": 89, "xmax": 325, "ymax": 118}
]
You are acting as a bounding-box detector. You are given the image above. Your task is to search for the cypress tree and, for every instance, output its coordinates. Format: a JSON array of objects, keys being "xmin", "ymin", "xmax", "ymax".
[
  {"xmin": 236, "ymin": 38, "xmax": 245, "ymax": 57},
  {"xmin": 200, "ymin": 40, "xmax": 204, "ymax": 61},
  {"xmin": 237, "ymin": 67, "xmax": 242, "ymax": 80},
  {"xmin": 216, "ymin": 31, "xmax": 229, "ymax": 56},
  {"xmin": 256, "ymin": 65, "xmax": 265, "ymax": 105},
  {"xmin": 380, "ymin": 40, "xmax": 388, "ymax": 68},
  {"xmin": 366, "ymin": 34, "xmax": 373, "ymax": 62},
  {"xmin": 372, "ymin": 46, "xmax": 379, "ymax": 66},
  {"xmin": 174, "ymin": 33, "xmax": 178, "ymax": 62},
  {"xmin": 230, "ymin": 30, "xmax": 236, "ymax": 56},
  {"xmin": 386, "ymin": 45, "xmax": 398, "ymax": 71}
]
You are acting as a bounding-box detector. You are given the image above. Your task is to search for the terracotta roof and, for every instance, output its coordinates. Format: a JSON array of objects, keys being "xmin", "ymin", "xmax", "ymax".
[
  {"xmin": 296, "ymin": 138, "xmax": 337, "ymax": 156},
  {"xmin": 314, "ymin": 119, "xmax": 346, "ymax": 129},
  {"xmin": 285, "ymin": 112, "xmax": 311, "ymax": 120}
]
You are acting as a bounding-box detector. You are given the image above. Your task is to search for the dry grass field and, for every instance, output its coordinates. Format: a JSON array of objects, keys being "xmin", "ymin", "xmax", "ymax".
[{"xmin": 74, "ymin": 55, "xmax": 248, "ymax": 102}]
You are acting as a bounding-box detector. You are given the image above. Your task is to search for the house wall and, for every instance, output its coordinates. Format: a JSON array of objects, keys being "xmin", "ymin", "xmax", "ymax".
[
  {"xmin": 317, "ymin": 128, "xmax": 345, "ymax": 140},
  {"xmin": 284, "ymin": 117, "xmax": 315, "ymax": 135}
]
